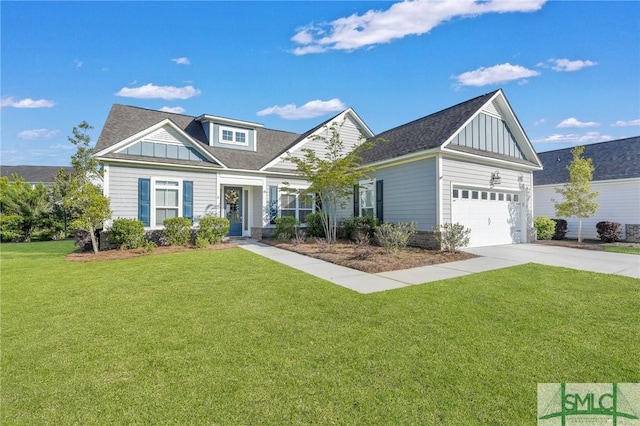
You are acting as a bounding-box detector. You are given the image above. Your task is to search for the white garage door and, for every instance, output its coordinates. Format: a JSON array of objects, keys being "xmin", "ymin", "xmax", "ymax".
[{"xmin": 451, "ymin": 187, "xmax": 522, "ymax": 248}]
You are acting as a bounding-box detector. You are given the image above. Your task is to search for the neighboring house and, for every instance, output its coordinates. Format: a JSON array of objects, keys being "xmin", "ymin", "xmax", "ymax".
[
  {"xmin": 94, "ymin": 89, "xmax": 542, "ymax": 248},
  {"xmin": 533, "ymin": 137, "xmax": 640, "ymax": 240},
  {"xmin": 0, "ymin": 165, "xmax": 73, "ymax": 186}
]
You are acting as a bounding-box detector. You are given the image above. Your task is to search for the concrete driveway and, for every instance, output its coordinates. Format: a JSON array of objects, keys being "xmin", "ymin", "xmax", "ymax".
[{"xmin": 463, "ymin": 244, "xmax": 640, "ymax": 279}]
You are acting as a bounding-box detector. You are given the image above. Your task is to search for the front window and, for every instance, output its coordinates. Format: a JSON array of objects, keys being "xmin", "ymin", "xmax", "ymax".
[
  {"xmin": 155, "ymin": 180, "xmax": 180, "ymax": 226},
  {"xmin": 279, "ymin": 192, "xmax": 314, "ymax": 223},
  {"xmin": 219, "ymin": 126, "xmax": 249, "ymax": 146},
  {"xmin": 222, "ymin": 130, "xmax": 233, "ymax": 142},
  {"xmin": 359, "ymin": 180, "xmax": 375, "ymax": 218}
]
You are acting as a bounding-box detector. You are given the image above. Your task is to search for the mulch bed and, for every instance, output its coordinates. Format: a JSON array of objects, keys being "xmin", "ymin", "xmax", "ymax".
[
  {"xmin": 261, "ymin": 239, "xmax": 476, "ymax": 273},
  {"xmin": 66, "ymin": 242, "xmax": 236, "ymax": 262}
]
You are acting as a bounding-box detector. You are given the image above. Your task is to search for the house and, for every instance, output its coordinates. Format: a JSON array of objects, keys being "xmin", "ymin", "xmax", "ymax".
[
  {"xmin": 533, "ymin": 137, "xmax": 640, "ymax": 241},
  {"xmin": 349, "ymin": 89, "xmax": 542, "ymax": 248},
  {"xmin": 94, "ymin": 89, "xmax": 542, "ymax": 248},
  {"xmin": 0, "ymin": 165, "xmax": 74, "ymax": 186}
]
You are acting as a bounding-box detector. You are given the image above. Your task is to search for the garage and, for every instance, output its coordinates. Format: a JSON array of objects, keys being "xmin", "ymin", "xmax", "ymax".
[{"xmin": 451, "ymin": 187, "xmax": 522, "ymax": 248}]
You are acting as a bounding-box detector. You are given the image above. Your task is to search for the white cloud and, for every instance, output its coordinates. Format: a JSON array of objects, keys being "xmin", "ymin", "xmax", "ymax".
[
  {"xmin": 1, "ymin": 97, "xmax": 56, "ymax": 108},
  {"xmin": 74, "ymin": 59, "xmax": 84, "ymax": 68},
  {"xmin": 556, "ymin": 117, "xmax": 600, "ymax": 128},
  {"xmin": 533, "ymin": 118, "xmax": 546, "ymax": 126},
  {"xmin": 115, "ymin": 83, "xmax": 201, "ymax": 100},
  {"xmin": 453, "ymin": 63, "xmax": 540, "ymax": 87},
  {"xmin": 171, "ymin": 57, "xmax": 191, "ymax": 65},
  {"xmin": 159, "ymin": 106, "xmax": 186, "ymax": 114},
  {"xmin": 291, "ymin": 0, "xmax": 547, "ymax": 55},
  {"xmin": 17, "ymin": 129, "xmax": 60, "ymax": 140},
  {"xmin": 541, "ymin": 58, "xmax": 597, "ymax": 72},
  {"xmin": 257, "ymin": 98, "xmax": 347, "ymax": 120},
  {"xmin": 611, "ymin": 119, "xmax": 640, "ymax": 127},
  {"xmin": 535, "ymin": 132, "xmax": 612, "ymax": 144}
]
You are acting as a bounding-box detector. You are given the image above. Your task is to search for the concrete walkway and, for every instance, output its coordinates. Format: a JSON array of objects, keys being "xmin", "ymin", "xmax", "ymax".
[{"xmin": 236, "ymin": 240, "xmax": 640, "ymax": 294}]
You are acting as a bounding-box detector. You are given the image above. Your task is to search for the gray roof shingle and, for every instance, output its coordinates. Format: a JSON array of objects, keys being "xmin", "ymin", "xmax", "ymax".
[
  {"xmin": 360, "ymin": 90, "xmax": 499, "ymax": 164},
  {"xmin": 95, "ymin": 105, "xmax": 301, "ymax": 170},
  {"xmin": 0, "ymin": 165, "xmax": 74, "ymax": 184},
  {"xmin": 533, "ymin": 136, "xmax": 640, "ymax": 185}
]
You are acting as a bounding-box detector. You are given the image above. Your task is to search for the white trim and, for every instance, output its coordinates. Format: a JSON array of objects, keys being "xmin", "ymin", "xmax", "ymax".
[
  {"xmin": 440, "ymin": 90, "xmax": 542, "ymax": 169},
  {"xmin": 441, "ymin": 147, "xmax": 542, "ymax": 171},
  {"xmin": 357, "ymin": 178, "xmax": 376, "ymax": 218},
  {"xmin": 218, "ymin": 174, "xmax": 266, "ymax": 187},
  {"xmin": 534, "ymin": 177, "xmax": 640, "ymax": 188},
  {"xmin": 363, "ymin": 148, "xmax": 440, "ymax": 169},
  {"xmin": 94, "ymin": 119, "xmax": 228, "ymax": 168},
  {"xmin": 151, "ymin": 176, "xmax": 183, "ymax": 229},
  {"xmin": 102, "ymin": 165, "xmax": 110, "ymax": 198},
  {"xmin": 259, "ymin": 108, "xmax": 375, "ymax": 172},
  {"xmin": 218, "ymin": 125, "xmax": 250, "ymax": 147},
  {"xmin": 436, "ymin": 155, "xmax": 442, "ymax": 226},
  {"xmin": 196, "ymin": 114, "xmax": 264, "ymax": 129}
]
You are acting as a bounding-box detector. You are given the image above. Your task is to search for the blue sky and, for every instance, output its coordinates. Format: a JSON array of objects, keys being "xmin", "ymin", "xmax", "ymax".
[{"xmin": 1, "ymin": 1, "xmax": 639, "ymax": 166}]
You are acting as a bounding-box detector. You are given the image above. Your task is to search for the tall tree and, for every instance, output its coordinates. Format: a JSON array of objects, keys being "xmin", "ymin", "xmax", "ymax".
[
  {"xmin": 554, "ymin": 145, "xmax": 599, "ymax": 242},
  {"xmin": 57, "ymin": 121, "xmax": 111, "ymax": 253},
  {"xmin": 286, "ymin": 119, "xmax": 378, "ymax": 243}
]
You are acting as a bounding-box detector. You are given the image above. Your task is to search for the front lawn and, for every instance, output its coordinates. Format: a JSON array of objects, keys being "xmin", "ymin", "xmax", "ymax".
[{"xmin": 2, "ymin": 241, "xmax": 638, "ymax": 424}]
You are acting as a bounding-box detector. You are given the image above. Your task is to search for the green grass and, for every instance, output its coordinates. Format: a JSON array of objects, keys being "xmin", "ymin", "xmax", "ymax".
[
  {"xmin": 2, "ymin": 241, "xmax": 639, "ymax": 424},
  {"xmin": 604, "ymin": 245, "xmax": 640, "ymax": 255}
]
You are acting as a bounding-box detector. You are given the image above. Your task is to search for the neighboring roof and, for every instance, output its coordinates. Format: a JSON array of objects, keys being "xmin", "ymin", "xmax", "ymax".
[
  {"xmin": 533, "ymin": 136, "xmax": 640, "ymax": 185},
  {"xmin": 360, "ymin": 90, "xmax": 499, "ymax": 164},
  {"xmin": 0, "ymin": 165, "xmax": 73, "ymax": 183},
  {"xmin": 95, "ymin": 105, "xmax": 301, "ymax": 170}
]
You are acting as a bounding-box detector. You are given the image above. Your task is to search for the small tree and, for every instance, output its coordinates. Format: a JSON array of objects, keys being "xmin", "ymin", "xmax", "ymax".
[
  {"xmin": 59, "ymin": 121, "xmax": 111, "ymax": 253},
  {"xmin": 0, "ymin": 175, "xmax": 51, "ymax": 242},
  {"xmin": 553, "ymin": 146, "xmax": 599, "ymax": 243},
  {"xmin": 286, "ymin": 119, "xmax": 379, "ymax": 243}
]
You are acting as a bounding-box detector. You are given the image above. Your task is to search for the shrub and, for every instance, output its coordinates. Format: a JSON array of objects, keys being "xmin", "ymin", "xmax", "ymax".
[
  {"xmin": 0, "ymin": 215, "xmax": 23, "ymax": 242},
  {"xmin": 341, "ymin": 215, "xmax": 378, "ymax": 242},
  {"xmin": 275, "ymin": 216, "xmax": 298, "ymax": 240},
  {"xmin": 142, "ymin": 239, "xmax": 157, "ymax": 253},
  {"xmin": 195, "ymin": 235, "xmax": 210, "ymax": 249},
  {"xmin": 198, "ymin": 216, "xmax": 230, "ymax": 244},
  {"xmin": 433, "ymin": 222, "xmax": 471, "ymax": 253},
  {"xmin": 551, "ymin": 219, "xmax": 568, "ymax": 240},
  {"xmin": 596, "ymin": 221, "xmax": 621, "ymax": 243},
  {"xmin": 109, "ymin": 218, "xmax": 145, "ymax": 249},
  {"xmin": 304, "ymin": 212, "xmax": 325, "ymax": 238},
  {"xmin": 374, "ymin": 222, "xmax": 417, "ymax": 254},
  {"xmin": 533, "ymin": 216, "xmax": 556, "ymax": 240},
  {"xmin": 163, "ymin": 217, "xmax": 193, "ymax": 246}
]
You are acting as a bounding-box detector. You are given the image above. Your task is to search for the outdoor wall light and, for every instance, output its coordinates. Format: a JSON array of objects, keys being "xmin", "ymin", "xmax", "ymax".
[{"xmin": 490, "ymin": 171, "xmax": 501, "ymax": 186}]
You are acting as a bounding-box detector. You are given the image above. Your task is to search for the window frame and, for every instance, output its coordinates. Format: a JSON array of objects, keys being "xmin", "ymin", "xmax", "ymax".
[
  {"xmin": 277, "ymin": 189, "xmax": 315, "ymax": 224},
  {"xmin": 358, "ymin": 179, "xmax": 376, "ymax": 219},
  {"xmin": 151, "ymin": 178, "xmax": 183, "ymax": 228},
  {"xmin": 219, "ymin": 125, "xmax": 249, "ymax": 147}
]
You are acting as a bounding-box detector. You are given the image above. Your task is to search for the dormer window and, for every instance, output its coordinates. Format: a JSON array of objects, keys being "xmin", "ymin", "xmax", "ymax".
[{"xmin": 219, "ymin": 126, "xmax": 249, "ymax": 147}]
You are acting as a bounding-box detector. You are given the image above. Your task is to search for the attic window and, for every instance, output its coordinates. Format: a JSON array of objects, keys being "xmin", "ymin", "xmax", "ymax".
[{"xmin": 219, "ymin": 126, "xmax": 249, "ymax": 147}]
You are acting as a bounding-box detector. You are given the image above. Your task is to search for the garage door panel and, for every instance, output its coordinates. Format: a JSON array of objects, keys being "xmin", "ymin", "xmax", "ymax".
[{"xmin": 452, "ymin": 188, "xmax": 521, "ymax": 248}]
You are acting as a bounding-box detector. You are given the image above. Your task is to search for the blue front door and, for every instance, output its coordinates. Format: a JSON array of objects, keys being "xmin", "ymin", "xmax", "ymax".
[{"xmin": 224, "ymin": 186, "xmax": 243, "ymax": 236}]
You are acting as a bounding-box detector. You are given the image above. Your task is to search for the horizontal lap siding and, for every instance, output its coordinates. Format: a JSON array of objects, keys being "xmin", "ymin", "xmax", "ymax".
[
  {"xmin": 273, "ymin": 115, "xmax": 365, "ymax": 171},
  {"xmin": 534, "ymin": 179, "xmax": 640, "ymax": 239},
  {"xmin": 107, "ymin": 165, "xmax": 217, "ymax": 223},
  {"xmin": 441, "ymin": 157, "xmax": 533, "ymax": 226},
  {"xmin": 372, "ymin": 158, "xmax": 437, "ymax": 230}
]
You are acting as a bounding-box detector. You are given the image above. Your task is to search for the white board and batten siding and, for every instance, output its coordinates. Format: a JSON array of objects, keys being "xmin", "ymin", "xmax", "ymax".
[
  {"xmin": 370, "ymin": 157, "xmax": 438, "ymax": 230},
  {"xmin": 441, "ymin": 157, "xmax": 534, "ymax": 247},
  {"xmin": 534, "ymin": 179, "xmax": 640, "ymax": 240},
  {"xmin": 105, "ymin": 165, "xmax": 217, "ymax": 225},
  {"xmin": 268, "ymin": 115, "xmax": 365, "ymax": 172}
]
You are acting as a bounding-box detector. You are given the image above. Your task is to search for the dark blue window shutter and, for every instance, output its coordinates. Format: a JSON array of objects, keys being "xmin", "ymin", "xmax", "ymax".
[
  {"xmin": 138, "ymin": 178, "xmax": 150, "ymax": 226},
  {"xmin": 353, "ymin": 185, "xmax": 359, "ymax": 216},
  {"xmin": 269, "ymin": 185, "xmax": 278, "ymax": 224},
  {"xmin": 183, "ymin": 180, "xmax": 193, "ymax": 221},
  {"xmin": 376, "ymin": 180, "xmax": 384, "ymax": 223}
]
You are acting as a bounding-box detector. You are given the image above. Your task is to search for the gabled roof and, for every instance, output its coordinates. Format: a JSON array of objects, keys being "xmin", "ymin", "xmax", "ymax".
[
  {"xmin": 0, "ymin": 165, "xmax": 73, "ymax": 184},
  {"xmin": 360, "ymin": 89, "xmax": 541, "ymax": 169},
  {"xmin": 533, "ymin": 136, "xmax": 640, "ymax": 185},
  {"xmin": 360, "ymin": 90, "xmax": 499, "ymax": 164},
  {"xmin": 95, "ymin": 105, "xmax": 301, "ymax": 171}
]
